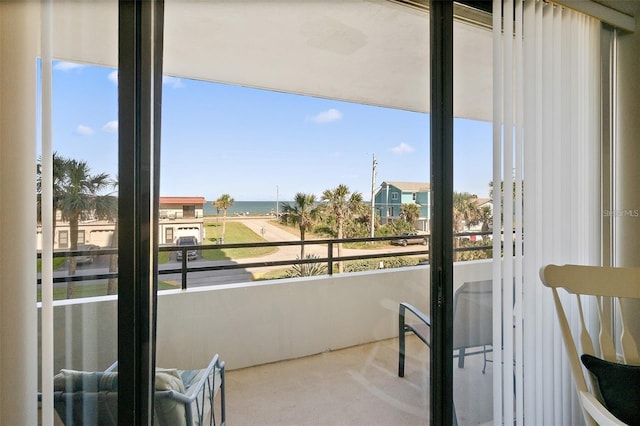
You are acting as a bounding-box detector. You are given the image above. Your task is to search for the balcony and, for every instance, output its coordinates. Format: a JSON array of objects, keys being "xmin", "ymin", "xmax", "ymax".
[
  {"xmin": 39, "ymin": 258, "xmax": 494, "ymax": 424},
  {"xmin": 224, "ymin": 335, "xmax": 492, "ymax": 425}
]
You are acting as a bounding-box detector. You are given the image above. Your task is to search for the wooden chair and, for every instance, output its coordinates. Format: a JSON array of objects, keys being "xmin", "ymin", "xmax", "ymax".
[{"xmin": 540, "ymin": 264, "xmax": 640, "ymax": 426}]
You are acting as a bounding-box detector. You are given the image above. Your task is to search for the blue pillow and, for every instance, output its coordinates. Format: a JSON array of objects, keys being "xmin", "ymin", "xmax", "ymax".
[{"xmin": 580, "ymin": 354, "xmax": 640, "ymax": 425}]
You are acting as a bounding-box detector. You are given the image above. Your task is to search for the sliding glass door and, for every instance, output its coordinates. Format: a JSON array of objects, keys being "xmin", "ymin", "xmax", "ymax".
[
  {"xmin": 37, "ymin": 2, "xmax": 120, "ymax": 425},
  {"xmin": 450, "ymin": 8, "xmax": 495, "ymax": 423}
]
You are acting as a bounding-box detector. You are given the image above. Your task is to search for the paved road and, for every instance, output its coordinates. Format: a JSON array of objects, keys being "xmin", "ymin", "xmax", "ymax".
[
  {"xmin": 47, "ymin": 218, "xmax": 428, "ymax": 288},
  {"xmin": 228, "ymin": 217, "xmax": 428, "ymax": 277},
  {"xmin": 234, "ymin": 217, "xmax": 326, "ymax": 260}
]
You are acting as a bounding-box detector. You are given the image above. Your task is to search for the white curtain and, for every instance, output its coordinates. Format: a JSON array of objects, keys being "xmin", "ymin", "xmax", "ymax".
[
  {"xmin": 40, "ymin": 1, "xmax": 55, "ymax": 425},
  {"xmin": 492, "ymin": 1, "xmax": 601, "ymax": 424}
]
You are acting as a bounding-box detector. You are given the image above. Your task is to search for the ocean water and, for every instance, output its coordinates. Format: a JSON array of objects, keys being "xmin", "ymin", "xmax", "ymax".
[{"xmin": 203, "ymin": 200, "xmax": 284, "ymax": 216}]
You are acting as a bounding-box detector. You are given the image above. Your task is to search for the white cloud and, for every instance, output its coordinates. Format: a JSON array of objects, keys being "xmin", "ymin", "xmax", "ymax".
[
  {"xmin": 102, "ymin": 120, "xmax": 118, "ymax": 133},
  {"xmin": 108, "ymin": 70, "xmax": 118, "ymax": 85},
  {"xmin": 307, "ymin": 108, "xmax": 343, "ymax": 124},
  {"xmin": 163, "ymin": 76, "xmax": 185, "ymax": 89},
  {"xmin": 76, "ymin": 125, "xmax": 94, "ymax": 136},
  {"xmin": 391, "ymin": 142, "xmax": 414, "ymax": 154},
  {"xmin": 53, "ymin": 61, "xmax": 85, "ymax": 71}
]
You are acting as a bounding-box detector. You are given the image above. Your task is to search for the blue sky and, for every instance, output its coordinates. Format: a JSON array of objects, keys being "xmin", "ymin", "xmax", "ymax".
[{"xmin": 45, "ymin": 61, "xmax": 493, "ymax": 201}]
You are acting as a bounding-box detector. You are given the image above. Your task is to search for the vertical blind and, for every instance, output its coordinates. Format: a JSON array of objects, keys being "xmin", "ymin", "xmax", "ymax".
[
  {"xmin": 40, "ymin": 1, "xmax": 55, "ymax": 425},
  {"xmin": 492, "ymin": 1, "xmax": 601, "ymax": 424}
]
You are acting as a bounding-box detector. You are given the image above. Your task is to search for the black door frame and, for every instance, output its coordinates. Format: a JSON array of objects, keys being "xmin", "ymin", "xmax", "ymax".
[
  {"xmin": 118, "ymin": 0, "xmax": 164, "ymax": 423},
  {"xmin": 116, "ymin": 0, "xmax": 457, "ymax": 423},
  {"xmin": 430, "ymin": 1, "xmax": 454, "ymax": 425}
]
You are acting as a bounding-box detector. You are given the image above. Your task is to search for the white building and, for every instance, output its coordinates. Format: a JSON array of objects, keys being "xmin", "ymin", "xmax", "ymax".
[{"xmin": 36, "ymin": 196, "xmax": 206, "ymax": 249}]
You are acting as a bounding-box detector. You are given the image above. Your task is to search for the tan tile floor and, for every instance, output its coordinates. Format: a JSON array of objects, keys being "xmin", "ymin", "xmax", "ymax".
[
  {"xmin": 225, "ymin": 336, "xmax": 493, "ymax": 426},
  {"xmin": 41, "ymin": 335, "xmax": 493, "ymax": 425}
]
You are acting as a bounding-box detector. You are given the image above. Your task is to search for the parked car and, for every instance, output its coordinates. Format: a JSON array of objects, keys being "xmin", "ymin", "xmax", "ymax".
[
  {"xmin": 391, "ymin": 232, "xmax": 428, "ymax": 246},
  {"xmin": 175, "ymin": 236, "xmax": 198, "ymax": 261},
  {"xmin": 75, "ymin": 244, "xmax": 99, "ymax": 264}
]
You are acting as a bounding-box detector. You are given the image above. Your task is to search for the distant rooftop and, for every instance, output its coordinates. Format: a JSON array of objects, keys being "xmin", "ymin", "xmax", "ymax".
[
  {"xmin": 382, "ymin": 181, "xmax": 431, "ymax": 192},
  {"xmin": 159, "ymin": 196, "xmax": 206, "ymax": 205},
  {"xmin": 473, "ymin": 197, "xmax": 492, "ymax": 207}
]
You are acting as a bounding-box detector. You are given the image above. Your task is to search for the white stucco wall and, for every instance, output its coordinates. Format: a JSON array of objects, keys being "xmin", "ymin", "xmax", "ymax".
[{"xmin": 38, "ymin": 261, "xmax": 494, "ymax": 375}]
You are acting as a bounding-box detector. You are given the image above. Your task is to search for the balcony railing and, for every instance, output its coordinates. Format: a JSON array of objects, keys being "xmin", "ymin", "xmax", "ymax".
[
  {"xmin": 37, "ymin": 231, "xmax": 496, "ymax": 290},
  {"xmin": 37, "ymin": 237, "xmax": 499, "ymax": 424}
]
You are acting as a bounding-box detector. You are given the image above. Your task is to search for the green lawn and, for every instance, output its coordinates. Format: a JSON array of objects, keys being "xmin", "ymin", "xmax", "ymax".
[
  {"xmin": 268, "ymin": 219, "xmax": 327, "ymax": 240},
  {"xmin": 37, "ymin": 257, "xmax": 68, "ymax": 272},
  {"xmin": 37, "ymin": 221, "xmax": 275, "ymax": 301},
  {"xmin": 202, "ymin": 221, "xmax": 276, "ymax": 260},
  {"xmin": 267, "ymin": 220, "xmax": 396, "ymax": 249},
  {"xmin": 37, "ymin": 281, "xmax": 179, "ymax": 302},
  {"xmin": 253, "ymin": 267, "xmax": 290, "ymax": 281},
  {"xmin": 158, "ymin": 251, "xmax": 170, "ymax": 264},
  {"xmin": 343, "ymin": 241, "xmax": 391, "ymax": 249}
]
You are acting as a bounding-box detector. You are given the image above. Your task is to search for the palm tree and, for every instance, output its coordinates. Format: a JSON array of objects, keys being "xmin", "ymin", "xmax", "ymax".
[
  {"xmin": 280, "ymin": 192, "xmax": 319, "ymax": 259},
  {"xmin": 453, "ymin": 192, "xmax": 482, "ymax": 261},
  {"xmin": 37, "ymin": 152, "xmax": 70, "ymax": 238},
  {"xmin": 57, "ymin": 159, "xmax": 114, "ymax": 298},
  {"xmin": 400, "ymin": 203, "xmax": 421, "ymax": 224},
  {"xmin": 214, "ymin": 194, "xmax": 234, "ymax": 242},
  {"xmin": 95, "ymin": 178, "xmax": 119, "ymax": 295},
  {"xmin": 479, "ymin": 205, "xmax": 493, "ymax": 240},
  {"xmin": 489, "ymin": 179, "xmax": 521, "ymax": 229},
  {"xmin": 453, "ymin": 192, "xmax": 482, "ymax": 233},
  {"xmin": 106, "ymin": 216, "xmax": 119, "ymax": 295},
  {"xmin": 321, "ymin": 185, "xmax": 364, "ymax": 273}
]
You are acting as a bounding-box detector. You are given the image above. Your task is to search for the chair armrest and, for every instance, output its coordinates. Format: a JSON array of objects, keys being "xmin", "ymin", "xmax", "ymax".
[
  {"xmin": 183, "ymin": 354, "xmax": 225, "ymax": 401},
  {"xmin": 157, "ymin": 355, "xmax": 226, "ymax": 426},
  {"xmin": 400, "ymin": 302, "xmax": 431, "ymax": 327},
  {"xmin": 101, "ymin": 356, "xmax": 224, "ymax": 403},
  {"xmin": 155, "ymin": 389, "xmax": 192, "ymax": 404},
  {"xmin": 398, "ymin": 303, "xmax": 431, "ymax": 377},
  {"xmin": 579, "ymin": 391, "xmax": 627, "ymax": 426},
  {"xmin": 400, "ymin": 302, "xmax": 431, "ymax": 347},
  {"xmin": 104, "ymin": 361, "xmax": 118, "ymax": 373}
]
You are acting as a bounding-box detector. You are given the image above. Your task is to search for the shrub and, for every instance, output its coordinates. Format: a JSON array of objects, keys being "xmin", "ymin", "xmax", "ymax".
[
  {"xmin": 285, "ymin": 254, "xmax": 328, "ymax": 277},
  {"xmin": 343, "ymin": 256, "xmax": 420, "ymax": 273},
  {"xmin": 377, "ymin": 221, "xmax": 416, "ymax": 237},
  {"xmin": 343, "ymin": 220, "xmax": 370, "ymax": 238},
  {"xmin": 456, "ymin": 240, "xmax": 492, "ymax": 261}
]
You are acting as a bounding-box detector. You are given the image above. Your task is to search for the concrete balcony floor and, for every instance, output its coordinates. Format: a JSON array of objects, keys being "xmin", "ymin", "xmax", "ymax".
[
  {"xmin": 225, "ymin": 336, "xmax": 493, "ymax": 425},
  {"xmin": 42, "ymin": 336, "xmax": 492, "ymax": 425}
]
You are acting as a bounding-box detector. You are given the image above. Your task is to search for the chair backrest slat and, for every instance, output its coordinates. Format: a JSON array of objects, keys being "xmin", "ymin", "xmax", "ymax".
[
  {"xmin": 540, "ymin": 263, "xmax": 640, "ymax": 426},
  {"xmin": 551, "ymin": 289, "xmax": 588, "ymax": 395},
  {"xmin": 577, "ymin": 296, "xmax": 594, "ymax": 357},
  {"xmin": 618, "ymin": 299, "xmax": 640, "ymax": 364},
  {"xmin": 596, "ymin": 297, "xmax": 617, "ymax": 362}
]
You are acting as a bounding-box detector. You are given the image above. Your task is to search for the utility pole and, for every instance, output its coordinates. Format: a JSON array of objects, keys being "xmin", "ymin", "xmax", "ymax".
[
  {"xmin": 276, "ymin": 185, "xmax": 279, "ymax": 218},
  {"xmin": 370, "ymin": 154, "xmax": 377, "ymax": 238}
]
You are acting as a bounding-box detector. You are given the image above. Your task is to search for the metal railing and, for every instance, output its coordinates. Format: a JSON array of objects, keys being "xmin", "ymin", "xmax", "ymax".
[
  {"xmin": 37, "ymin": 231, "xmax": 498, "ymax": 290},
  {"xmin": 165, "ymin": 235, "xmax": 430, "ymax": 289}
]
